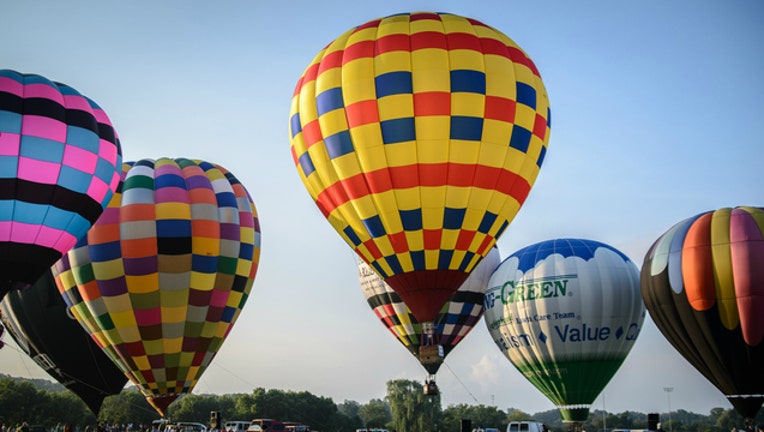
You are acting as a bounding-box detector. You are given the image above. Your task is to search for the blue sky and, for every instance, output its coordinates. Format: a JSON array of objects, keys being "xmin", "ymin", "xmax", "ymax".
[{"xmin": 1, "ymin": 0, "xmax": 762, "ymax": 417}]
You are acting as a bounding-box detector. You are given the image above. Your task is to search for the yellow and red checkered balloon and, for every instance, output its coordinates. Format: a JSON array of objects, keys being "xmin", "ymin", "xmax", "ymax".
[
  {"xmin": 52, "ymin": 158, "xmax": 261, "ymax": 416},
  {"xmin": 290, "ymin": 12, "xmax": 551, "ymax": 322}
]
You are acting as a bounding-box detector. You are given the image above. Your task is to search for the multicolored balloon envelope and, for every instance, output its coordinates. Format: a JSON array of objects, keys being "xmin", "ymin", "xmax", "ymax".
[
  {"xmin": 484, "ymin": 238, "xmax": 645, "ymax": 422},
  {"xmin": 52, "ymin": 158, "xmax": 261, "ymax": 416},
  {"xmin": 289, "ymin": 12, "xmax": 551, "ymax": 323},
  {"xmin": 0, "ymin": 270, "xmax": 128, "ymax": 415},
  {"xmin": 641, "ymin": 206, "xmax": 764, "ymax": 419},
  {"xmin": 359, "ymin": 246, "xmax": 500, "ymax": 374},
  {"xmin": 0, "ymin": 70, "xmax": 122, "ymax": 299}
]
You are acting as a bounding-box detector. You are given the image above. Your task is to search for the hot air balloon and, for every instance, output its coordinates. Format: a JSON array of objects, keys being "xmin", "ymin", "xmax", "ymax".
[
  {"xmin": 641, "ymin": 206, "xmax": 764, "ymax": 420},
  {"xmin": 289, "ymin": 12, "xmax": 551, "ymax": 326},
  {"xmin": 484, "ymin": 238, "xmax": 645, "ymax": 423},
  {"xmin": 0, "ymin": 70, "xmax": 122, "ymax": 299},
  {"xmin": 359, "ymin": 246, "xmax": 500, "ymax": 394},
  {"xmin": 0, "ymin": 270, "xmax": 128, "ymax": 415},
  {"xmin": 52, "ymin": 158, "xmax": 262, "ymax": 416}
]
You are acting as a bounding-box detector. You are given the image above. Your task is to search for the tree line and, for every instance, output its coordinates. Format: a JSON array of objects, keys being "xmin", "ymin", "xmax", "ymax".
[{"xmin": 0, "ymin": 376, "xmax": 761, "ymax": 432}]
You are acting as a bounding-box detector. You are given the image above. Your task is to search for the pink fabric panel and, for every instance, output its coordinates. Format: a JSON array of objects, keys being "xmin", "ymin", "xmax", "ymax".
[
  {"xmin": 21, "ymin": 115, "xmax": 66, "ymax": 142},
  {"xmin": 17, "ymin": 157, "xmax": 61, "ymax": 184},
  {"xmin": 0, "ymin": 133, "xmax": 20, "ymax": 155},
  {"xmin": 730, "ymin": 209, "xmax": 764, "ymax": 346},
  {"xmin": 63, "ymin": 143, "xmax": 99, "ymax": 173},
  {"xmin": 22, "ymin": 83, "xmax": 63, "ymax": 103}
]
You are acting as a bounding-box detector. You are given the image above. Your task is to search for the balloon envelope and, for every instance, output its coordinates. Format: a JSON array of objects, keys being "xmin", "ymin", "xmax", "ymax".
[
  {"xmin": 484, "ymin": 238, "xmax": 645, "ymax": 422},
  {"xmin": 641, "ymin": 206, "xmax": 764, "ymax": 419},
  {"xmin": 53, "ymin": 158, "xmax": 262, "ymax": 416},
  {"xmin": 0, "ymin": 270, "xmax": 127, "ymax": 414},
  {"xmin": 289, "ymin": 12, "xmax": 551, "ymax": 323},
  {"xmin": 360, "ymin": 246, "xmax": 500, "ymax": 374},
  {"xmin": 0, "ymin": 70, "xmax": 122, "ymax": 298}
]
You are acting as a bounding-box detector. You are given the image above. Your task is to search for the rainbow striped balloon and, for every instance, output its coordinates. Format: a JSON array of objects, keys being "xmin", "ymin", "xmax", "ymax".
[
  {"xmin": 53, "ymin": 158, "xmax": 261, "ymax": 417},
  {"xmin": 0, "ymin": 70, "xmax": 122, "ymax": 298},
  {"xmin": 641, "ymin": 206, "xmax": 764, "ymax": 419},
  {"xmin": 289, "ymin": 12, "xmax": 551, "ymax": 323}
]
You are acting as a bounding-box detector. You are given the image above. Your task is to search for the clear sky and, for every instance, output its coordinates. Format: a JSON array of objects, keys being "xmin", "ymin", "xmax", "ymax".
[{"xmin": 1, "ymin": 0, "xmax": 762, "ymax": 418}]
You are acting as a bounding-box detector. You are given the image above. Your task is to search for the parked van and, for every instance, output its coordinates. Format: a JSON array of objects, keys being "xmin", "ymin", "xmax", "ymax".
[
  {"xmin": 507, "ymin": 422, "xmax": 547, "ymax": 432},
  {"xmin": 226, "ymin": 422, "xmax": 250, "ymax": 432}
]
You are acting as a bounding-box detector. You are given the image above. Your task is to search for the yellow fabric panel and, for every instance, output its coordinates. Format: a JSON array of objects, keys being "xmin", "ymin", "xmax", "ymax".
[
  {"xmin": 341, "ymin": 71, "xmax": 375, "ymax": 106},
  {"xmin": 451, "ymin": 93, "xmax": 484, "ymax": 117},
  {"xmin": 317, "ymin": 107, "xmax": 348, "ymax": 138},
  {"xmin": 155, "ymin": 202, "xmax": 190, "ymax": 220},
  {"xmin": 424, "ymin": 249, "xmax": 440, "ymax": 267},
  {"xmin": 226, "ymin": 291, "xmax": 243, "ymax": 307},
  {"xmin": 449, "ymin": 139, "xmax": 480, "ymax": 164},
  {"xmin": 513, "ymin": 62, "xmax": 539, "ymax": 88},
  {"xmin": 192, "ymin": 237, "xmax": 220, "ymax": 256},
  {"xmin": 448, "ymin": 49, "xmax": 485, "ymax": 72},
  {"xmin": 374, "ymin": 51, "xmax": 412, "ymax": 76},
  {"xmin": 125, "ymin": 274, "xmax": 159, "ymax": 293},
  {"xmin": 376, "ymin": 13, "xmax": 411, "ymax": 36},
  {"xmin": 441, "ymin": 14, "xmax": 474, "ymax": 34},
  {"xmin": 415, "ymin": 136, "xmax": 449, "ymax": 162},
  {"xmin": 441, "ymin": 229, "xmax": 459, "ymax": 251},
  {"xmin": 161, "ymin": 305, "xmax": 187, "ymax": 323},
  {"xmin": 296, "ymin": 80, "xmax": 319, "ymax": 125},
  {"xmin": 350, "ymin": 195, "xmax": 381, "ymax": 222},
  {"xmin": 445, "ymin": 186, "xmax": 472, "ymax": 210},
  {"xmin": 91, "ymin": 259, "xmax": 126, "ymax": 281},
  {"xmin": 710, "ymin": 208, "xmax": 738, "ymax": 330},
  {"xmin": 116, "ymin": 324, "xmax": 141, "ymax": 344},
  {"xmin": 378, "ymin": 94, "xmax": 414, "ymax": 122},
  {"xmin": 133, "ymin": 355, "xmax": 150, "ymax": 372},
  {"xmin": 395, "ymin": 252, "xmax": 414, "ymax": 272},
  {"xmin": 330, "ymin": 152, "xmax": 363, "ymax": 180},
  {"xmin": 215, "ymin": 322, "xmax": 229, "ymax": 338},
  {"xmin": 484, "ymin": 56, "xmax": 517, "ymax": 98},
  {"xmin": 405, "ymin": 230, "xmax": 424, "ymax": 251},
  {"xmin": 422, "ymin": 205, "xmax": 445, "ymax": 230},
  {"xmin": 102, "ymin": 293, "xmax": 133, "ymax": 313},
  {"xmin": 514, "ymin": 103, "xmax": 537, "ymax": 132},
  {"xmin": 372, "ymin": 237, "xmax": 395, "ymax": 258},
  {"xmin": 349, "ymin": 125, "xmax": 385, "ymax": 157},
  {"xmin": 315, "ymin": 67, "xmax": 342, "ymax": 95},
  {"xmin": 384, "ymin": 139, "xmax": 418, "ymax": 167},
  {"xmin": 163, "ymin": 336, "xmax": 183, "ymax": 354},
  {"xmin": 477, "ymin": 138, "xmax": 510, "ymax": 167},
  {"xmin": 421, "ymin": 186, "xmax": 446, "ymax": 212},
  {"xmin": 414, "ymin": 116, "xmax": 451, "ymax": 142},
  {"xmin": 411, "ymin": 50, "xmax": 449, "ymax": 93},
  {"xmin": 376, "ymin": 206, "xmax": 403, "ymax": 234},
  {"xmin": 190, "ymin": 271, "xmax": 216, "ymax": 290},
  {"xmin": 503, "ymin": 146, "xmax": 530, "ymax": 172},
  {"xmin": 463, "ymin": 207, "xmax": 489, "ymax": 231},
  {"xmin": 394, "ymin": 188, "xmax": 422, "ymax": 211}
]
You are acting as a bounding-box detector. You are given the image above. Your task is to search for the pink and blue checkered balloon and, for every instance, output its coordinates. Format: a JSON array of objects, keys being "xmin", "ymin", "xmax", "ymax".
[{"xmin": 0, "ymin": 70, "xmax": 122, "ymax": 299}]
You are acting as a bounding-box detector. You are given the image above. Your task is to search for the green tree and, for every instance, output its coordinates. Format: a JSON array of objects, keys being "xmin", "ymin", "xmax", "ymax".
[
  {"xmin": 385, "ymin": 379, "xmax": 441, "ymax": 432},
  {"xmin": 441, "ymin": 403, "xmax": 508, "ymax": 432},
  {"xmin": 99, "ymin": 387, "xmax": 158, "ymax": 426},
  {"xmin": 359, "ymin": 399, "xmax": 390, "ymax": 428}
]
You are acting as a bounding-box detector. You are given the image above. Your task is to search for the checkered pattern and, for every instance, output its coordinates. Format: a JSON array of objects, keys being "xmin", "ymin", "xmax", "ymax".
[
  {"xmin": 358, "ymin": 246, "xmax": 498, "ymax": 371},
  {"xmin": 290, "ymin": 13, "xmax": 550, "ymax": 322},
  {"xmin": 52, "ymin": 158, "xmax": 261, "ymax": 416},
  {"xmin": 0, "ymin": 70, "xmax": 122, "ymax": 291}
]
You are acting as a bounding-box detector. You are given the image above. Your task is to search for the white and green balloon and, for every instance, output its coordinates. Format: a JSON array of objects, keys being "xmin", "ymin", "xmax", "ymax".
[{"xmin": 484, "ymin": 238, "xmax": 645, "ymax": 422}]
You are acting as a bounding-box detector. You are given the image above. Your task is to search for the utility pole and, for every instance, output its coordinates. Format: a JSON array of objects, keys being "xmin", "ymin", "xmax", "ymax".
[{"xmin": 663, "ymin": 387, "xmax": 674, "ymax": 432}]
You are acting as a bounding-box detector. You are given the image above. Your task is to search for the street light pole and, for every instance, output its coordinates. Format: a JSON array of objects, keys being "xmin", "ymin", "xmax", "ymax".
[{"xmin": 663, "ymin": 387, "xmax": 674, "ymax": 432}]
